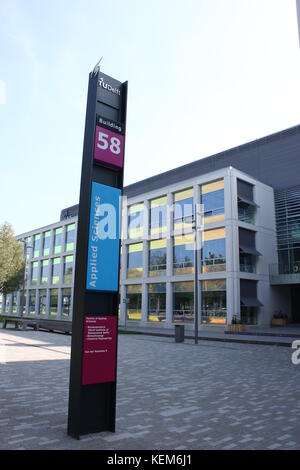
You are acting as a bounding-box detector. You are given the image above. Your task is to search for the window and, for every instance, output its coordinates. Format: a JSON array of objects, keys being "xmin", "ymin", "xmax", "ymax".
[
  {"xmin": 38, "ymin": 289, "xmax": 47, "ymax": 316},
  {"xmin": 5, "ymin": 295, "xmax": 11, "ymax": 314},
  {"xmin": 28, "ymin": 290, "xmax": 36, "ymax": 315},
  {"xmin": 148, "ymin": 283, "xmax": 166, "ymax": 322},
  {"xmin": 50, "ymin": 289, "xmax": 58, "ymax": 316},
  {"xmin": 31, "ymin": 261, "xmax": 38, "ymax": 285},
  {"xmin": 62, "ymin": 288, "xmax": 72, "ymax": 317},
  {"xmin": 126, "ymin": 284, "xmax": 142, "ymax": 320},
  {"xmin": 173, "ymin": 188, "xmax": 194, "ymax": 232},
  {"xmin": 21, "ymin": 292, "xmax": 27, "ymax": 315},
  {"xmin": 43, "ymin": 231, "xmax": 51, "ymax": 256},
  {"xmin": 150, "ymin": 196, "xmax": 167, "ymax": 236},
  {"xmin": 51, "ymin": 258, "xmax": 60, "ymax": 285},
  {"xmin": 238, "ymin": 201, "xmax": 255, "ymax": 224},
  {"xmin": 12, "ymin": 292, "xmax": 17, "ymax": 314},
  {"xmin": 237, "ymin": 179, "xmax": 256, "ymax": 224},
  {"xmin": 63, "ymin": 255, "xmax": 73, "ymax": 284},
  {"xmin": 239, "ymin": 228, "xmax": 261, "ymax": 270},
  {"xmin": 33, "ymin": 234, "xmax": 40, "ymax": 258},
  {"xmin": 128, "ymin": 203, "xmax": 144, "ymax": 239},
  {"xmin": 54, "ymin": 227, "xmax": 62, "ymax": 254},
  {"xmin": 127, "ymin": 243, "xmax": 143, "ymax": 278},
  {"xmin": 41, "ymin": 260, "xmax": 49, "ymax": 285},
  {"xmin": 240, "ymin": 279, "xmax": 262, "ymax": 325},
  {"xmin": 173, "ymin": 281, "xmax": 194, "ymax": 324},
  {"xmin": 25, "ymin": 237, "xmax": 32, "ymax": 261},
  {"xmin": 202, "ymin": 279, "xmax": 227, "ymax": 325},
  {"xmin": 201, "ymin": 179, "xmax": 224, "ymax": 224},
  {"xmin": 149, "ymin": 239, "xmax": 167, "ymax": 276},
  {"xmin": 240, "ymin": 253, "xmax": 256, "ymax": 273},
  {"xmin": 66, "ymin": 224, "xmax": 75, "ymax": 251},
  {"xmin": 173, "ymin": 234, "xmax": 194, "ymax": 275},
  {"xmin": 202, "ymin": 228, "xmax": 226, "ymax": 273},
  {"xmin": 241, "ymin": 307, "xmax": 258, "ymax": 325}
]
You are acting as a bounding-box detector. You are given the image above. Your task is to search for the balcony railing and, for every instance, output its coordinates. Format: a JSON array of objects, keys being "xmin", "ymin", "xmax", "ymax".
[
  {"xmin": 173, "ymin": 260, "xmax": 194, "ymax": 275},
  {"xmin": 240, "ymin": 264, "xmax": 256, "ymax": 273},
  {"xmin": 202, "ymin": 257, "xmax": 226, "ymax": 273},
  {"xmin": 149, "ymin": 263, "xmax": 166, "ymax": 276},
  {"xmin": 269, "ymin": 262, "xmax": 300, "ymax": 285}
]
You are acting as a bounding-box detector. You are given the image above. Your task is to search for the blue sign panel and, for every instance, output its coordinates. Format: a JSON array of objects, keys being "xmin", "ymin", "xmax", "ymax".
[{"xmin": 86, "ymin": 182, "xmax": 121, "ymax": 291}]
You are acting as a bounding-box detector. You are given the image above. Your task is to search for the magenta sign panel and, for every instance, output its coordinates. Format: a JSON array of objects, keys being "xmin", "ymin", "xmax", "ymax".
[
  {"xmin": 82, "ymin": 316, "xmax": 117, "ymax": 386},
  {"xmin": 94, "ymin": 124, "xmax": 124, "ymax": 169}
]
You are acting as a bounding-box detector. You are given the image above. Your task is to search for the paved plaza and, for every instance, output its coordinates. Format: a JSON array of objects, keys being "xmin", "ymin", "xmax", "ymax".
[{"xmin": 0, "ymin": 328, "xmax": 299, "ymax": 450}]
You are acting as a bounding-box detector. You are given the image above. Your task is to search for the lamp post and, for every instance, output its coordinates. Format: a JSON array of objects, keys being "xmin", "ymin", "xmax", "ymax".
[{"xmin": 193, "ymin": 203, "xmax": 201, "ymax": 345}]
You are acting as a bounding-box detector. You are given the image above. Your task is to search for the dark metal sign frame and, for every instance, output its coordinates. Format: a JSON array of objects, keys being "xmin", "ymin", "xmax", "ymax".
[{"xmin": 67, "ymin": 70, "xmax": 127, "ymax": 439}]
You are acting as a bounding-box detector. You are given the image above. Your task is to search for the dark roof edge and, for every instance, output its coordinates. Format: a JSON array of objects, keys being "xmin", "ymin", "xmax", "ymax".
[{"xmin": 123, "ymin": 123, "xmax": 300, "ymax": 197}]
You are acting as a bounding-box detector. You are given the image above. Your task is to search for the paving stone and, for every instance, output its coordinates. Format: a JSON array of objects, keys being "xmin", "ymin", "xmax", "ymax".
[{"xmin": 0, "ymin": 329, "xmax": 300, "ymax": 450}]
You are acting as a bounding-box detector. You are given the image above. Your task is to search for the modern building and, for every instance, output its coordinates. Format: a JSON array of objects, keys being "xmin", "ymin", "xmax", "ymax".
[{"xmin": 2, "ymin": 124, "xmax": 300, "ymax": 330}]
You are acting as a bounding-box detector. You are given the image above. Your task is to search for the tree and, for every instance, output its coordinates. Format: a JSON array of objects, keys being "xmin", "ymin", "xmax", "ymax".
[{"xmin": 0, "ymin": 222, "xmax": 25, "ymax": 295}]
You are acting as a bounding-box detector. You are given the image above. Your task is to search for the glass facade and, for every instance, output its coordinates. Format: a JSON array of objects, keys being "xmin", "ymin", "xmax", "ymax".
[
  {"xmin": 238, "ymin": 201, "xmax": 255, "ymax": 224},
  {"xmin": 202, "ymin": 228, "xmax": 226, "ymax": 273},
  {"xmin": 173, "ymin": 188, "xmax": 194, "ymax": 232},
  {"xmin": 63, "ymin": 255, "xmax": 73, "ymax": 284},
  {"xmin": 150, "ymin": 196, "xmax": 167, "ymax": 236},
  {"xmin": 41, "ymin": 260, "xmax": 49, "ymax": 285},
  {"xmin": 3, "ymin": 219, "xmax": 77, "ymax": 320},
  {"xmin": 201, "ymin": 180, "xmax": 225, "ymax": 224},
  {"xmin": 148, "ymin": 283, "xmax": 166, "ymax": 322},
  {"xmin": 62, "ymin": 288, "xmax": 72, "ymax": 317},
  {"xmin": 38, "ymin": 289, "xmax": 47, "ymax": 316},
  {"xmin": 126, "ymin": 284, "xmax": 142, "ymax": 320},
  {"xmin": 173, "ymin": 233, "xmax": 194, "ymax": 275},
  {"xmin": 12, "ymin": 292, "xmax": 17, "ymax": 314},
  {"xmin": 43, "ymin": 231, "xmax": 51, "ymax": 256},
  {"xmin": 51, "ymin": 258, "xmax": 60, "ymax": 285},
  {"xmin": 66, "ymin": 224, "xmax": 75, "ymax": 252},
  {"xmin": 54, "ymin": 228, "xmax": 62, "ymax": 254},
  {"xmin": 240, "ymin": 253, "xmax": 256, "ymax": 273},
  {"xmin": 173, "ymin": 281, "xmax": 194, "ymax": 324},
  {"xmin": 201, "ymin": 279, "xmax": 227, "ymax": 325},
  {"xmin": 127, "ymin": 243, "xmax": 143, "ymax": 278},
  {"xmin": 28, "ymin": 290, "xmax": 36, "ymax": 315},
  {"xmin": 275, "ymin": 187, "xmax": 300, "ymax": 276},
  {"xmin": 50, "ymin": 289, "xmax": 58, "ymax": 316},
  {"xmin": 33, "ymin": 234, "xmax": 40, "ymax": 258},
  {"xmin": 31, "ymin": 261, "xmax": 38, "ymax": 285},
  {"xmin": 149, "ymin": 239, "xmax": 167, "ymax": 277},
  {"xmin": 25, "ymin": 237, "xmax": 32, "ymax": 261},
  {"xmin": 128, "ymin": 203, "xmax": 144, "ymax": 239},
  {"xmin": 5, "ymin": 170, "xmax": 273, "ymax": 329},
  {"xmin": 241, "ymin": 306, "xmax": 258, "ymax": 325}
]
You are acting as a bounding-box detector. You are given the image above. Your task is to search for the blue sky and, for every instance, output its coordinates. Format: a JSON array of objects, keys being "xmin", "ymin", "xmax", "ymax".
[{"xmin": 0, "ymin": 0, "xmax": 299, "ymax": 235}]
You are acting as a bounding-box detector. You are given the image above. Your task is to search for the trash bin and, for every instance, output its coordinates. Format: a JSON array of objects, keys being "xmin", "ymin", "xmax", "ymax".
[{"xmin": 175, "ymin": 324, "xmax": 185, "ymax": 343}]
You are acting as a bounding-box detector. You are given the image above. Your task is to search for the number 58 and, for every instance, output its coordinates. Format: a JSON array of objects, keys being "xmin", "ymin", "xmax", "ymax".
[{"xmin": 97, "ymin": 131, "xmax": 121, "ymax": 155}]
